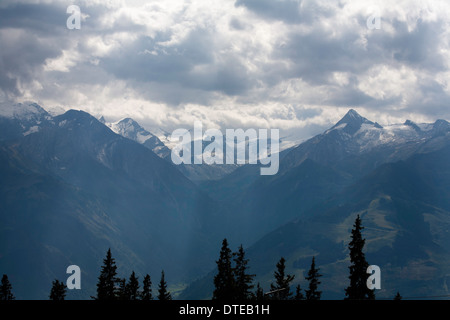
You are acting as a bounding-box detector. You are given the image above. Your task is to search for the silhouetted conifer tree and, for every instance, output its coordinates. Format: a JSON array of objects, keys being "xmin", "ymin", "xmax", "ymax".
[
  {"xmin": 157, "ymin": 270, "xmax": 172, "ymax": 300},
  {"xmin": 116, "ymin": 278, "xmax": 127, "ymax": 300},
  {"xmin": 305, "ymin": 256, "xmax": 322, "ymax": 300},
  {"xmin": 270, "ymin": 257, "xmax": 295, "ymax": 300},
  {"xmin": 213, "ymin": 238, "xmax": 236, "ymax": 300},
  {"xmin": 394, "ymin": 292, "xmax": 402, "ymax": 300},
  {"xmin": 233, "ymin": 245, "xmax": 255, "ymax": 300},
  {"xmin": 141, "ymin": 274, "xmax": 153, "ymax": 300},
  {"xmin": 294, "ymin": 284, "xmax": 304, "ymax": 300},
  {"xmin": 49, "ymin": 279, "xmax": 67, "ymax": 301},
  {"xmin": 96, "ymin": 248, "xmax": 120, "ymax": 300},
  {"xmin": 345, "ymin": 215, "xmax": 375, "ymax": 300},
  {"xmin": 126, "ymin": 271, "xmax": 140, "ymax": 300},
  {"xmin": 255, "ymin": 282, "xmax": 264, "ymax": 300},
  {"xmin": 0, "ymin": 274, "xmax": 15, "ymax": 300}
]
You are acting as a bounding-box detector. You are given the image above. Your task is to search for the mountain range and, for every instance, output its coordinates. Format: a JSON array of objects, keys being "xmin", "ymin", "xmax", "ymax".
[
  {"xmin": 182, "ymin": 108, "xmax": 450, "ymax": 299},
  {"xmin": 0, "ymin": 102, "xmax": 449, "ymax": 299},
  {"xmin": 0, "ymin": 102, "xmax": 224, "ymax": 299},
  {"xmin": 105, "ymin": 117, "xmax": 239, "ymax": 182}
]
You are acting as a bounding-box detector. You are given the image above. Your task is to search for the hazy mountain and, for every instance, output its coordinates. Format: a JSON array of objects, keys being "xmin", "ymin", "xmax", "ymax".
[
  {"xmin": 180, "ymin": 110, "xmax": 450, "ymax": 299},
  {"xmin": 107, "ymin": 118, "xmax": 171, "ymax": 159},
  {"xmin": 281, "ymin": 109, "xmax": 450, "ymax": 175},
  {"xmin": 1, "ymin": 103, "xmax": 448, "ymax": 300},
  {"xmin": 0, "ymin": 141, "xmax": 126, "ymax": 300},
  {"xmin": 106, "ymin": 117, "xmax": 240, "ymax": 182},
  {"xmin": 195, "ymin": 110, "xmax": 450, "ymax": 243},
  {"xmin": 0, "ymin": 101, "xmax": 53, "ymax": 140},
  {"xmin": 0, "ymin": 104, "xmax": 223, "ymax": 299},
  {"xmin": 240, "ymin": 145, "xmax": 450, "ymax": 299}
]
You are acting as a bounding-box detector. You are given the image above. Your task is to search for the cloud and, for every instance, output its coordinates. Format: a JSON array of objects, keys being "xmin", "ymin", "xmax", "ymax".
[
  {"xmin": 235, "ymin": 0, "xmax": 304, "ymax": 23},
  {"xmin": 235, "ymin": 0, "xmax": 335, "ymax": 25},
  {"xmin": 0, "ymin": 0, "xmax": 450, "ymax": 142}
]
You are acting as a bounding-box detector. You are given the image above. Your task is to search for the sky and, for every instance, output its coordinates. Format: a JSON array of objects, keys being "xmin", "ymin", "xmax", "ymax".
[{"xmin": 1, "ymin": 0, "xmax": 450, "ymax": 141}]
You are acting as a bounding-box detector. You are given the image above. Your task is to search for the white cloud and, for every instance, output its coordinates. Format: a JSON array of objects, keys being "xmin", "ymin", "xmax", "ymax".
[{"xmin": 357, "ymin": 65, "xmax": 418, "ymax": 102}]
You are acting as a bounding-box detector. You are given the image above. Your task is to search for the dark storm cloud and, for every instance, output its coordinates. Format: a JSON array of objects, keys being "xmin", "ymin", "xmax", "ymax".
[
  {"xmin": 235, "ymin": 0, "xmax": 334, "ymax": 24},
  {"xmin": 0, "ymin": 1, "xmax": 145, "ymax": 97},
  {"xmin": 294, "ymin": 106, "xmax": 322, "ymax": 120},
  {"xmin": 324, "ymin": 85, "xmax": 377, "ymax": 108},
  {"xmin": 0, "ymin": 2, "xmax": 118, "ymax": 37},
  {"xmin": 0, "ymin": 2, "xmax": 67, "ymax": 34},
  {"xmin": 100, "ymin": 27, "xmax": 253, "ymax": 104},
  {"xmin": 0, "ymin": 2, "xmax": 93, "ymax": 95},
  {"xmin": 274, "ymin": 16, "xmax": 444, "ymax": 84},
  {"xmin": 0, "ymin": 27, "xmax": 61, "ymax": 94},
  {"xmin": 274, "ymin": 29, "xmax": 366, "ymax": 85},
  {"xmin": 0, "ymin": 3, "xmax": 66, "ymax": 95},
  {"xmin": 371, "ymin": 19, "xmax": 446, "ymax": 72},
  {"xmin": 408, "ymin": 79, "xmax": 450, "ymax": 117},
  {"xmin": 104, "ymin": 28, "xmax": 214, "ymax": 81},
  {"xmin": 235, "ymin": 0, "xmax": 303, "ymax": 23}
]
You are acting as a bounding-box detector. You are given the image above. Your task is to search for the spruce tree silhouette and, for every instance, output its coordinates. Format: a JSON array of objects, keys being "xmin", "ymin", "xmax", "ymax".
[
  {"xmin": 141, "ymin": 274, "xmax": 153, "ymax": 300},
  {"xmin": 213, "ymin": 238, "xmax": 236, "ymax": 300},
  {"xmin": 116, "ymin": 277, "xmax": 127, "ymax": 300},
  {"xmin": 294, "ymin": 285, "xmax": 304, "ymax": 300},
  {"xmin": 157, "ymin": 270, "xmax": 172, "ymax": 300},
  {"xmin": 305, "ymin": 256, "xmax": 322, "ymax": 300},
  {"xmin": 345, "ymin": 215, "xmax": 375, "ymax": 300},
  {"xmin": 394, "ymin": 292, "xmax": 402, "ymax": 300},
  {"xmin": 0, "ymin": 274, "xmax": 15, "ymax": 300},
  {"xmin": 49, "ymin": 279, "xmax": 67, "ymax": 301},
  {"xmin": 233, "ymin": 245, "xmax": 255, "ymax": 300},
  {"xmin": 95, "ymin": 248, "xmax": 120, "ymax": 300},
  {"xmin": 126, "ymin": 271, "xmax": 140, "ymax": 300},
  {"xmin": 270, "ymin": 257, "xmax": 295, "ymax": 300},
  {"xmin": 255, "ymin": 282, "xmax": 264, "ymax": 300}
]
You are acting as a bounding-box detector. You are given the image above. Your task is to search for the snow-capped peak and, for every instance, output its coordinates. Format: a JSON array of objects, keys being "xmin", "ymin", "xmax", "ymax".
[
  {"xmin": 343, "ymin": 109, "xmax": 362, "ymax": 120},
  {"xmin": 105, "ymin": 117, "xmax": 171, "ymax": 159},
  {"xmin": 403, "ymin": 120, "xmax": 422, "ymax": 132},
  {"xmin": 0, "ymin": 101, "xmax": 51, "ymax": 121},
  {"xmin": 338, "ymin": 109, "xmax": 366, "ymax": 124},
  {"xmin": 327, "ymin": 109, "xmax": 382, "ymax": 136},
  {"xmin": 107, "ymin": 118, "xmax": 154, "ymax": 144},
  {"xmin": 98, "ymin": 116, "xmax": 106, "ymax": 124},
  {"xmin": 317, "ymin": 109, "xmax": 450, "ymax": 154}
]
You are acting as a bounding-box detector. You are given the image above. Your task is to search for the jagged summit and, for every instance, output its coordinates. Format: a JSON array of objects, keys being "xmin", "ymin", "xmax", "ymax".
[
  {"xmin": 108, "ymin": 117, "xmax": 154, "ymax": 144},
  {"xmin": 404, "ymin": 119, "xmax": 422, "ymax": 132},
  {"xmin": 56, "ymin": 109, "xmax": 105, "ymax": 127},
  {"xmin": 337, "ymin": 109, "xmax": 381, "ymax": 127},
  {"xmin": 119, "ymin": 117, "xmax": 139, "ymax": 126},
  {"xmin": 340, "ymin": 109, "xmax": 364, "ymax": 122},
  {"xmin": 330, "ymin": 109, "xmax": 382, "ymax": 135},
  {"xmin": 106, "ymin": 117, "xmax": 171, "ymax": 159},
  {"xmin": 338, "ymin": 109, "xmax": 366, "ymax": 122},
  {"xmin": 282, "ymin": 108, "xmax": 450, "ymax": 172},
  {"xmin": 0, "ymin": 101, "xmax": 51, "ymax": 121},
  {"xmin": 432, "ymin": 119, "xmax": 450, "ymax": 136}
]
